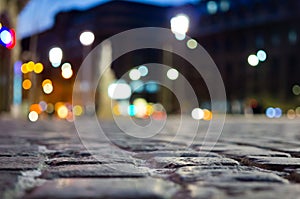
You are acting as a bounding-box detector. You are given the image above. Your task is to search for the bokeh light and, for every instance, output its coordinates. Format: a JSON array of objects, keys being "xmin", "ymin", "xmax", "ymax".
[
  {"xmin": 43, "ymin": 83, "xmax": 53, "ymax": 94},
  {"xmin": 207, "ymin": 1, "xmax": 218, "ymax": 14},
  {"xmin": 57, "ymin": 105, "xmax": 68, "ymax": 119},
  {"xmin": 167, "ymin": 68, "xmax": 179, "ymax": 80},
  {"xmin": 287, "ymin": 109, "xmax": 296, "ymax": 120},
  {"xmin": 220, "ymin": 0, "xmax": 230, "ymax": 12},
  {"xmin": 292, "ymin": 85, "xmax": 300, "ymax": 95},
  {"xmin": 42, "ymin": 79, "xmax": 52, "ymax": 87},
  {"xmin": 108, "ymin": 82, "xmax": 132, "ymax": 100},
  {"xmin": 22, "ymin": 79, "xmax": 32, "ymax": 90},
  {"xmin": 138, "ymin": 65, "xmax": 148, "ymax": 77},
  {"xmin": 191, "ymin": 108, "xmax": 204, "ymax": 120},
  {"xmin": 61, "ymin": 63, "xmax": 72, "ymax": 71},
  {"xmin": 187, "ymin": 39, "xmax": 197, "ymax": 49},
  {"xmin": 61, "ymin": 68, "xmax": 73, "ymax": 79},
  {"xmin": 49, "ymin": 47, "xmax": 63, "ymax": 67},
  {"xmin": 112, "ymin": 104, "xmax": 121, "ymax": 116},
  {"xmin": 248, "ymin": 54, "xmax": 259, "ymax": 66},
  {"xmin": 274, "ymin": 108, "xmax": 282, "ymax": 118},
  {"xmin": 266, "ymin": 107, "xmax": 275, "ymax": 118},
  {"xmin": 26, "ymin": 61, "xmax": 35, "ymax": 72},
  {"xmin": 79, "ymin": 31, "xmax": 95, "ymax": 46},
  {"xmin": 73, "ymin": 105, "xmax": 84, "ymax": 116},
  {"xmin": 170, "ymin": 14, "xmax": 189, "ymax": 40},
  {"xmin": 21, "ymin": 63, "xmax": 28, "ymax": 74},
  {"xmin": 46, "ymin": 103, "xmax": 54, "ymax": 114},
  {"xmin": 133, "ymin": 98, "xmax": 147, "ymax": 118},
  {"xmin": 129, "ymin": 69, "xmax": 141, "ymax": 80},
  {"xmin": 28, "ymin": 111, "xmax": 38, "ymax": 122},
  {"xmin": 145, "ymin": 81, "xmax": 159, "ymax": 93},
  {"xmin": 30, "ymin": 104, "xmax": 42, "ymax": 114},
  {"xmin": 128, "ymin": 104, "xmax": 136, "ymax": 116},
  {"xmin": 130, "ymin": 80, "xmax": 144, "ymax": 93},
  {"xmin": 0, "ymin": 29, "xmax": 12, "ymax": 44},
  {"xmin": 39, "ymin": 101, "xmax": 47, "ymax": 111},
  {"xmin": 256, "ymin": 50, "xmax": 267, "ymax": 62},
  {"xmin": 33, "ymin": 63, "xmax": 44, "ymax": 74},
  {"xmin": 203, "ymin": 109, "xmax": 213, "ymax": 121}
]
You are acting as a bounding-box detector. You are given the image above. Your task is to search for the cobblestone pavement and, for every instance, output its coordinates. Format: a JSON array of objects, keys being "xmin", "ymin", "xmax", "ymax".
[{"xmin": 1, "ymin": 115, "xmax": 300, "ymax": 199}]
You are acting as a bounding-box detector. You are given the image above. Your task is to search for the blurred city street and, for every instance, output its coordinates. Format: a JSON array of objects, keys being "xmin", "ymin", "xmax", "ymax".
[
  {"xmin": 1, "ymin": 0, "xmax": 300, "ymax": 198},
  {"xmin": 0, "ymin": 116, "xmax": 300, "ymax": 198}
]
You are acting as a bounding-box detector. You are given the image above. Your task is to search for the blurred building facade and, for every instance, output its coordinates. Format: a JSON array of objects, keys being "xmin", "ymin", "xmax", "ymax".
[
  {"xmin": 20, "ymin": 0, "xmax": 300, "ymax": 113},
  {"xmin": 0, "ymin": 0, "xmax": 26, "ymax": 113}
]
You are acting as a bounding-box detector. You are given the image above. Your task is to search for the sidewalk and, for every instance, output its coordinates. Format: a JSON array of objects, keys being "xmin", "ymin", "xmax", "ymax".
[{"xmin": 1, "ymin": 116, "xmax": 300, "ymax": 199}]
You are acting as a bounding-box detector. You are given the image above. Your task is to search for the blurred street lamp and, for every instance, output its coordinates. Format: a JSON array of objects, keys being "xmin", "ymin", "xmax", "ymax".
[
  {"xmin": 79, "ymin": 30, "xmax": 95, "ymax": 115},
  {"xmin": 49, "ymin": 47, "xmax": 63, "ymax": 67},
  {"xmin": 170, "ymin": 14, "xmax": 190, "ymax": 40},
  {"xmin": 79, "ymin": 31, "xmax": 95, "ymax": 46}
]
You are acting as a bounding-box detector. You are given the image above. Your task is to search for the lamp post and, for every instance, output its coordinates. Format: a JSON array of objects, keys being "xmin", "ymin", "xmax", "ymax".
[{"xmin": 79, "ymin": 30, "xmax": 95, "ymax": 115}]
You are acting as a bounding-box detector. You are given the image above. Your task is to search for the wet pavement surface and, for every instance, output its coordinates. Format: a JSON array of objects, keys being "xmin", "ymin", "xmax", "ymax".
[{"xmin": 1, "ymin": 115, "xmax": 300, "ymax": 199}]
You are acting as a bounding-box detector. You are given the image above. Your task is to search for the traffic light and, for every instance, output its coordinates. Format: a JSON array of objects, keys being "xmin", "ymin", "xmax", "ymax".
[{"xmin": 0, "ymin": 25, "xmax": 16, "ymax": 49}]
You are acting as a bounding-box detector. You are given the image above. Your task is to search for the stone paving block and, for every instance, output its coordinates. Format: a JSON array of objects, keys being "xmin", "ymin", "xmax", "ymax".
[
  {"xmin": 241, "ymin": 156, "xmax": 300, "ymax": 171},
  {"xmin": 40, "ymin": 164, "xmax": 149, "ymax": 179},
  {"xmin": 221, "ymin": 146, "xmax": 291, "ymax": 159},
  {"xmin": 187, "ymin": 185, "xmax": 225, "ymax": 199},
  {"xmin": 133, "ymin": 150, "xmax": 221, "ymax": 160},
  {"xmin": 0, "ymin": 157, "xmax": 41, "ymax": 170},
  {"xmin": 114, "ymin": 140, "xmax": 187, "ymax": 152},
  {"xmin": 224, "ymin": 184, "xmax": 300, "ymax": 199},
  {"xmin": 45, "ymin": 155, "xmax": 143, "ymax": 166},
  {"xmin": 0, "ymin": 145, "xmax": 40, "ymax": 157},
  {"xmin": 0, "ymin": 171, "xmax": 20, "ymax": 198},
  {"xmin": 25, "ymin": 178, "xmax": 179, "ymax": 199},
  {"xmin": 173, "ymin": 166, "xmax": 287, "ymax": 183},
  {"xmin": 200, "ymin": 182, "xmax": 285, "ymax": 197},
  {"xmin": 286, "ymin": 168, "xmax": 300, "ymax": 183},
  {"xmin": 148, "ymin": 157, "xmax": 239, "ymax": 169}
]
